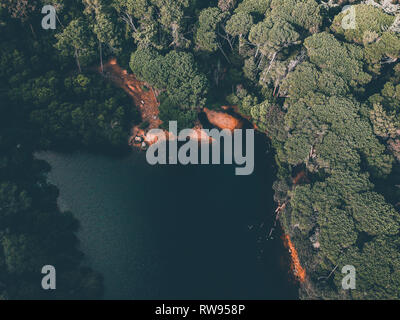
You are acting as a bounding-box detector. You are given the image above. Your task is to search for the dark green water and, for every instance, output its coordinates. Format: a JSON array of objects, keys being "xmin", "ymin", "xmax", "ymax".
[{"xmin": 36, "ymin": 134, "xmax": 298, "ymax": 299}]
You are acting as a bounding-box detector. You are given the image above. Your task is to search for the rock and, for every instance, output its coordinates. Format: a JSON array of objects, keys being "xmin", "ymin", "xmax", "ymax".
[
  {"xmin": 203, "ymin": 107, "xmax": 242, "ymax": 131},
  {"xmin": 134, "ymin": 136, "xmax": 143, "ymax": 144},
  {"xmin": 141, "ymin": 142, "xmax": 148, "ymax": 150}
]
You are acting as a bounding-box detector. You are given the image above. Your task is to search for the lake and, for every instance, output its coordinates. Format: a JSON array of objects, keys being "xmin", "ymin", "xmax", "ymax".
[{"xmin": 36, "ymin": 133, "xmax": 298, "ymax": 299}]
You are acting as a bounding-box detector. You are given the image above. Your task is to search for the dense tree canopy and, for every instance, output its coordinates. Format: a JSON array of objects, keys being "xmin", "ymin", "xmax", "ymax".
[{"xmin": 1, "ymin": 0, "xmax": 400, "ymax": 300}]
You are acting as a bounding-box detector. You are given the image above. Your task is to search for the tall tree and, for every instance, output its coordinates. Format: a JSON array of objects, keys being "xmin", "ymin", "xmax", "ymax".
[{"xmin": 55, "ymin": 18, "xmax": 97, "ymax": 72}]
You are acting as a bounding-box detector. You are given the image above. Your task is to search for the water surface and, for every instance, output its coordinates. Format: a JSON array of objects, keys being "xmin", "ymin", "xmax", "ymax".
[{"xmin": 36, "ymin": 134, "xmax": 298, "ymax": 299}]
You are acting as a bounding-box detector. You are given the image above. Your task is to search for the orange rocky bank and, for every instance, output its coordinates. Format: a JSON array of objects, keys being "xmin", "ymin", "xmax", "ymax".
[
  {"xmin": 284, "ymin": 235, "xmax": 306, "ymax": 283},
  {"xmin": 102, "ymin": 57, "xmax": 305, "ymax": 281}
]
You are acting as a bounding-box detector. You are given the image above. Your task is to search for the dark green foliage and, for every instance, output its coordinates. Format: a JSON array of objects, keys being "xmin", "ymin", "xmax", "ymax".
[
  {"xmin": 225, "ymin": 12, "xmax": 253, "ymax": 37},
  {"xmin": 249, "ymin": 17, "xmax": 300, "ymax": 55},
  {"xmin": 350, "ymin": 192, "xmax": 400, "ymax": 236},
  {"xmin": 248, "ymin": 2, "xmax": 400, "ymax": 299},
  {"xmin": 337, "ymin": 237, "xmax": 400, "ymax": 299},
  {"xmin": 270, "ymin": 0, "xmax": 322, "ymax": 33},
  {"xmin": 226, "ymin": 85, "xmax": 258, "ymax": 116},
  {"xmin": 0, "ymin": 141, "xmax": 104, "ymax": 299},
  {"xmin": 130, "ymin": 49, "xmax": 208, "ymax": 109},
  {"xmin": 195, "ymin": 7, "xmax": 227, "ymax": 52},
  {"xmin": 7, "ymin": 69, "xmax": 138, "ymax": 150},
  {"xmin": 304, "ymin": 32, "xmax": 371, "ymax": 89},
  {"xmin": 331, "ymin": 4, "xmax": 395, "ymax": 44},
  {"xmin": 1, "ymin": 0, "xmax": 400, "ymax": 301},
  {"xmin": 235, "ymin": 0, "xmax": 270, "ymax": 16},
  {"xmin": 29, "ymin": 73, "xmax": 137, "ymax": 149},
  {"xmin": 55, "ymin": 18, "xmax": 97, "ymax": 71},
  {"xmin": 159, "ymin": 97, "xmax": 197, "ymax": 130}
]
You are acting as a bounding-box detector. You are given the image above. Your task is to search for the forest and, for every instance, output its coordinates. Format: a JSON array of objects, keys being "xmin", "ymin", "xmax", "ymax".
[{"xmin": 1, "ymin": 0, "xmax": 400, "ymax": 299}]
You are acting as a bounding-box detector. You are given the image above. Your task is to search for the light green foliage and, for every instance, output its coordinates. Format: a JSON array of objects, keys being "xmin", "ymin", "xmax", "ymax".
[
  {"xmin": 243, "ymin": 57, "xmax": 258, "ymax": 82},
  {"xmin": 370, "ymin": 103, "xmax": 399, "ymax": 139},
  {"xmin": 227, "ymin": 86, "xmax": 258, "ymax": 116},
  {"xmin": 55, "ymin": 18, "xmax": 97, "ymax": 69},
  {"xmin": 226, "ymin": 12, "xmax": 253, "ymax": 37},
  {"xmin": 112, "ymin": 0, "xmax": 150, "ymax": 20},
  {"xmin": 234, "ymin": 0, "xmax": 400, "ymax": 300},
  {"xmin": 331, "ymin": 4, "xmax": 400, "ymax": 74},
  {"xmin": 318, "ymin": 208, "xmax": 357, "ymax": 262},
  {"xmin": 2, "ymin": 0, "xmax": 400, "ymax": 301},
  {"xmin": 259, "ymin": 59, "xmax": 288, "ymax": 90},
  {"xmin": 284, "ymin": 94, "xmax": 392, "ymax": 175},
  {"xmin": 94, "ymin": 12, "xmax": 122, "ymax": 52},
  {"xmin": 323, "ymin": 169, "xmax": 373, "ymax": 200},
  {"xmin": 370, "ymin": 73, "xmax": 400, "ymax": 116},
  {"xmin": 270, "ymin": 0, "xmax": 322, "ymax": 33},
  {"xmin": 281, "ymin": 65, "xmax": 351, "ymax": 104},
  {"xmin": 280, "ymin": 62, "xmax": 319, "ymax": 100},
  {"xmin": 155, "ymin": 0, "xmax": 189, "ymax": 29},
  {"xmin": 157, "ymin": 51, "xmax": 208, "ymax": 109},
  {"xmin": 337, "ymin": 238, "xmax": 400, "ymax": 299},
  {"xmin": 235, "ymin": 0, "xmax": 270, "ymax": 15},
  {"xmin": 130, "ymin": 49, "xmax": 208, "ymax": 109},
  {"xmin": 112, "ymin": 0, "xmax": 190, "ymax": 49},
  {"xmin": 249, "ymin": 17, "xmax": 300, "ymax": 55},
  {"xmin": 250, "ymin": 101, "xmax": 287, "ymax": 141},
  {"xmin": 195, "ymin": 7, "xmax": 226, "ymax": 52},
  {"xmin": 304, "ymin": 32, "xmax": 372, "ymax": 88},
  {"xmin": 288, "ymin": 185, "xmax": 316, "ymax": 234},
  {"xmin": 364, "ymin": 32, "xmax": 400, "ymax": 71},
  {"xmin": 331, "ymin": 4, "xmax": 395, "ymax": 44},
  {"xmin": 381, "ymin": 80, "xmax": 400, "ymax": 112},
  {"xmin": 250, "ymin": 100, "xmax": 269, "ymax": 131},
  {"xmin": 315, "ymin": 132, "xmax": 361, "ymax": 171},
  {"xmin": 350, "ymin": 192, "xmax": 400, "ymax": 236},
  {"xmin": 283, "ymin": 132, "xmax": 313, "ymax": 166},
  {"xmin": 129, "ymin": 47, "xmax": 166, "ymax": 87}
]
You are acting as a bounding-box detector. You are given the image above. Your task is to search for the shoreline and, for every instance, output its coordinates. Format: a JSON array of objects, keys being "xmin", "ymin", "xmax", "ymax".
[
  {"xmin": 101, "ymin": 58, "xmax": 244, "ymax": 150},
  {"xmin": 101, "ymin": 57, "xmax": 306, "ymax": 286}
]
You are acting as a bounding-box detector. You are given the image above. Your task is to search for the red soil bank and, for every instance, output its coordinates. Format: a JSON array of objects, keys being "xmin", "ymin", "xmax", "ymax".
[
  {"xmin": 203, "ymin": 107, "xmax": 243, "ymax": 131},
  {"xmin": 284, "ymin": 234, "xmax": 306, "ymax": 283}
]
